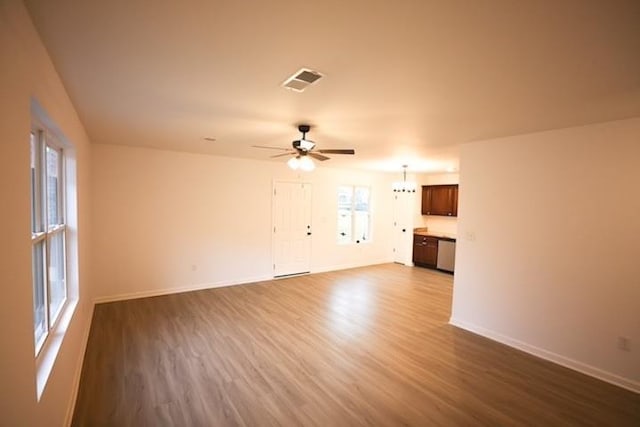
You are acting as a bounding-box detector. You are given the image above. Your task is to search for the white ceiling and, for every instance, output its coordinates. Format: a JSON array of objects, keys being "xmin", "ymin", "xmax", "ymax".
[{"xmin": 25, "ymin": 0, "xmax": 640, "ymax": 172}]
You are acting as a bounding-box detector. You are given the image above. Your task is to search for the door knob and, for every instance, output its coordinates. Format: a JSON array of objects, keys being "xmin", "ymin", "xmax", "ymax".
[{"xmin": 402, "ymin": 229, "xmax": 406, "ymax": 232}]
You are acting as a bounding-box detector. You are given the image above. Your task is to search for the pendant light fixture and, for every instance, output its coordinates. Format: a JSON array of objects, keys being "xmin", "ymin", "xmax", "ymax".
[{"xmin": 392, "ymin": 165, "xmax": 416, "ymax": 192}]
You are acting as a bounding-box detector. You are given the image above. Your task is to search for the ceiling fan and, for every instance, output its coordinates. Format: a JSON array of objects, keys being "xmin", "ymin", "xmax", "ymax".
[{"xmin": 253, "ymin": 124, "xmax": 355, "ymax": 171}]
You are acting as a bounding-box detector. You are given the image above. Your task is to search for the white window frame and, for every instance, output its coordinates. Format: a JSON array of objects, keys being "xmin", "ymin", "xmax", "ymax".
[
  {"xmin": 337, "ymin": 185, "xmax": 372, "ymax": 245},
  {"xmin": 31, "ymin": 124, "xmax": 68, "ymax": 356}
]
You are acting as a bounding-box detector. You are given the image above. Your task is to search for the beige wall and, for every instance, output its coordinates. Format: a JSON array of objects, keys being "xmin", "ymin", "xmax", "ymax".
[
  {"xmin": 0, "ymin": 1, "xmax": 93, "ymax": 425},
  {"xmin": 91, "ymin": 144, "xmax": 395, "ymax": 301},
  {"xmin": 451, "ymin": 118, "xmax": 640, "ymax": 392}
]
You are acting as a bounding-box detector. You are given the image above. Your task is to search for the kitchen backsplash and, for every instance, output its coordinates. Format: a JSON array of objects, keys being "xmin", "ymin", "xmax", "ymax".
[{"xmin": 423, "ymin": 216, "xmax": 458, "ymax": 236}]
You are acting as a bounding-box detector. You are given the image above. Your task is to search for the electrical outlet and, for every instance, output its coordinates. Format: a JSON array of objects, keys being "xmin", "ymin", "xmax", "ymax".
[
  {"xmin": 617, "ymin": 336, "xmax": 631, "ymax": 352},
  {"xmin": 191, "ymin": 264, "xmax": 198, "ymax": 272},
  {"xmin": 464, "ymin": 231, "xmax": 476, "ymax": 241}
]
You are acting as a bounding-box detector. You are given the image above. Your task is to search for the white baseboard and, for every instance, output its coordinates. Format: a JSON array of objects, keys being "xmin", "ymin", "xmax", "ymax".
[
  {"xmin": 93, "ymin": 275, "xmax": 274, "ymax": 304},
  {"xmin": 449, "ymin": 317, "xmax": 640, "ymax": 394},
  {"xmin": 93, "ymin": 261, "xmax": 396, "ymax": 304},
  {"xmin": 64, "ymin": 302, "xmax": 95, "ymax": 426},
  {"xmin": 311, "ymin": 258, "xmax": 394, "ymax": 275}
]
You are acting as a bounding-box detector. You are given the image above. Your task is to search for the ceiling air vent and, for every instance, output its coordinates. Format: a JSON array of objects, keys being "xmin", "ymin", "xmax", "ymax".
[{"xmin": 281, "ymin": 68, "xmax": 323, "ymax": 92}]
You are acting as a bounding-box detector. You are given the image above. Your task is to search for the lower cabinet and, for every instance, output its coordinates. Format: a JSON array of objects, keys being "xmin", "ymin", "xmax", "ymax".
[{"xmin": 413, "ymin": 235, "xmax": 438, "ymax": 268}]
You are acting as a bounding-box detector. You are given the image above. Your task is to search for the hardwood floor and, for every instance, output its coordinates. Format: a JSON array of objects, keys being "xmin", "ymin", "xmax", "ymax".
[{"xmin": 72, "ymin": 264, "xmax": 639, "ymax": 426}]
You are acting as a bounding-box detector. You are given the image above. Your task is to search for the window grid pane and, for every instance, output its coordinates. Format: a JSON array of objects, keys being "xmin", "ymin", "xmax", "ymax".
[
  {"xmin": 30, "ymin": 132, "xmax": 42, "ymax": 234},
  {"xmin": 338, "ymin": 211, "xmax": 353, "ymax": 244},
  {"xmin": 337, "ymin": 186, "xmax": 353, "ymax": 210},
  {"xmin": 33, "ymin": 242, "xmax": 47, "ymax": 348},
  {"xmin": 354, "ymin": 187, "xmax": 370, "ymax": 212},
  {"xmin": 46, "ymin": 145, "xmax": 61, "ymax": 227},
  {"xmin": 354, "ymin": 212, "xmax": 370, "ymax": 242},
  {"xmin": 48, "ymin": 230, "xmax": 66, "ymax": 325}
]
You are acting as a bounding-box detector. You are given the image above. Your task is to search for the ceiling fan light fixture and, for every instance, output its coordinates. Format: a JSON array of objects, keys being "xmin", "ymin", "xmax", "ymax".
[
  {"xmin": 299, "ymin": 156, "xmax": 315, "ymax": 171},
  {"xmin": 255, "ymin": 123, "xmax": 353, "ymax": 170},
  {"xmin": 298, "ymin": 139, "xmax": 315, "ymax": 151},
  {"xmin": 287, "ymin": 156, "xmax": 300, "ymax": 170}
]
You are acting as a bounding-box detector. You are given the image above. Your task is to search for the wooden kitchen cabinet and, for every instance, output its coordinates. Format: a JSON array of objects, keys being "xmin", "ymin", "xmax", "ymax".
[
  {"xmin": 413, "ymin": 235, "xmax": 439, "ymax": 267},
  {"xmin": 422, "ymin": 184, "xmax": 458, "ymax": 216}
]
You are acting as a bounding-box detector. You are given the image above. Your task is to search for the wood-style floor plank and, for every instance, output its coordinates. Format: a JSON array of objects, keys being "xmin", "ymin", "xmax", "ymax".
[{"xmin": 72, "ymin": 264, "xmax": 640, "ymax": 426}]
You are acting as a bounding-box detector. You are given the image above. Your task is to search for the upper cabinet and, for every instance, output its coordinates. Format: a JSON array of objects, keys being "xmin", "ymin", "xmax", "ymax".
[{"xmin": 422, "ymin": 184, "xmax": 458, "ymax": 216}]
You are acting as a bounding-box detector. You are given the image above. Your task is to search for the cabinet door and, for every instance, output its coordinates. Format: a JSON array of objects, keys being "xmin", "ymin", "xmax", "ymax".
[
  {"xmin": 421, "ymin": 186, "xmax": 432, "ymax": 215},
  {"xmin": 451, "ymin": 185, "xmax": 458, "ymax": 216},
  {"xmin": 413, "ymin": 235, "xmax": 438, "ymax": 267},
  {"xmin": 429, "ymin": 186, "xmax": 453, "ymax": 216},
  {"xmin": 422, "ymin": 185, "xmax": 458, "ymax": 217},
  {"xmin": 424, "ymin": 237, "xmax": 439, "ymax": 266},
  {"xmin": 413, "ymin": 241, "xmax": 427, "ymax": 265}
]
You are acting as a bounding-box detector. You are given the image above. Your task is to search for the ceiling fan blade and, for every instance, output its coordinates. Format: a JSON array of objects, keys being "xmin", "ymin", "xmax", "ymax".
[
  {"xmin": 308, "ymin": 152, "xmax": 330, "ymax": 161},
  {"xmin": 252, "ymin": 145, "xmax": 290, "ymax": 151},
  {"xmin": 270, "ymin": 151, "xmax": 296, "ymax": 158},
  {"xmin": 317, "ymin": 149, "xmax": 355, "ymax": 155}
]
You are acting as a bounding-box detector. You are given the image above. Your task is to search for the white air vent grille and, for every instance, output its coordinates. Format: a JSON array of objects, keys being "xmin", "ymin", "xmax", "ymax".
[{"xmin": 282, "ymin": 68, "xmax": 323, "ymax": 92}]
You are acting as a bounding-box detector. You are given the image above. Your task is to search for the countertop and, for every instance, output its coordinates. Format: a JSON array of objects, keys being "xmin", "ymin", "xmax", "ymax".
[{"xmin": 413, "ymin": 228, "xmax": 457, "ymax": 241}]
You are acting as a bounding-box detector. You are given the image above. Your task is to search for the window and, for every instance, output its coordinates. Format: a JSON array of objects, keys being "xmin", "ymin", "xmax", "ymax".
[
  {"xmin": 30, "ymin": 127, "xmax": 67, "ymax": 354},
  {"xmin": 337, "ymin": 186, "xmax": 371, "ymax": 244}
]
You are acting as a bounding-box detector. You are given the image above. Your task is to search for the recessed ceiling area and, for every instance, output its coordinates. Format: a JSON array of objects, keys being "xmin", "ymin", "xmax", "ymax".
[{"xmin": 25, "ymin": 0, "xmax": 640, "ymax": 172}]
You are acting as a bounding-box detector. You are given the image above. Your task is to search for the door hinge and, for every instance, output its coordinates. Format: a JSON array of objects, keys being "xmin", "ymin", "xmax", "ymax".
[
  {"xmin": 274, "ymin": 188, "xmax": 276, "ymax": 196},
  {"xmin": 273, "ymin": 226, "xmax": 276, "ymax": 233}
]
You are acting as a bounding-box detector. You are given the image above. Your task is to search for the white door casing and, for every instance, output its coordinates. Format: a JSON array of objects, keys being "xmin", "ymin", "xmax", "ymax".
[{"xmin": 272, "ymin": 181, "xmax": 312, "ymax": 277}]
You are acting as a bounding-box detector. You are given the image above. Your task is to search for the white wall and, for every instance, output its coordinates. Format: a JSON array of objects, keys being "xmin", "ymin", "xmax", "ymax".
[
  {"xmin": 91, "ymin": 144, "xmax": 395, "ymax": 301},
  {"xmin": 451, "ymin": 118, "xmax": 640, "ymax": 392},
  {"xmin": 0, "ymin": 2, "xmax": 93, "ymax": 425},
  {"xmin": 414, "ymin": 173, "xmax": 459, "ymax": 235}
]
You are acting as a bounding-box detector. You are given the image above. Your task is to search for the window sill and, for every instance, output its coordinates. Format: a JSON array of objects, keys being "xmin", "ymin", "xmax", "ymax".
[{"xmin": 35, "ymin": 298, "xmax": 78, "ymax": 400}]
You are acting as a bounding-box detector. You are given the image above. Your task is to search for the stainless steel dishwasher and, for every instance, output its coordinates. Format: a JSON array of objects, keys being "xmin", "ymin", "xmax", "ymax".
[{"xmin": 436, "ymin": 239, "xmax": 456, "ymax": 272}]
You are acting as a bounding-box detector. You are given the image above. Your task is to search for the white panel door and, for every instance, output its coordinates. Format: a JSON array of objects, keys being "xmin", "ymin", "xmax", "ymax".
[
  {"xmin": 273, "ymin": 181, "xmax": 312, "ymax": 277},
  {"xmin": 393, "ymin": 192, "xmax": 411, "ymax": 264}
]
